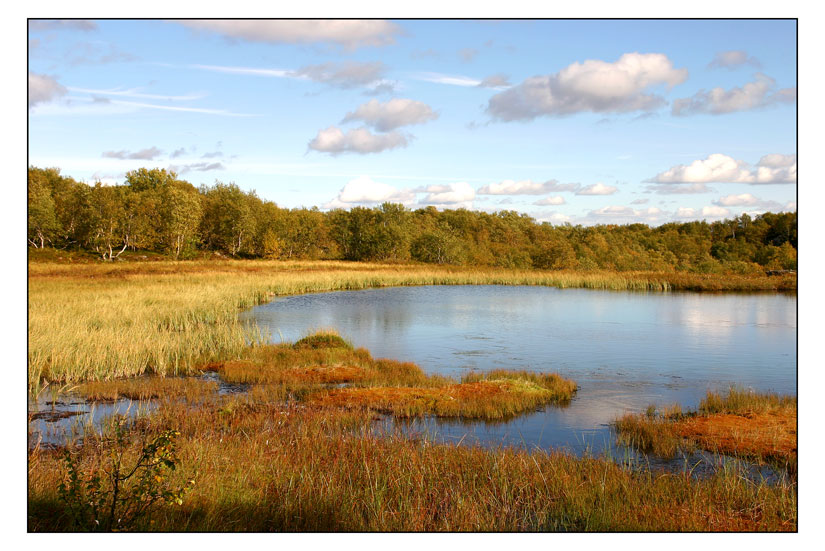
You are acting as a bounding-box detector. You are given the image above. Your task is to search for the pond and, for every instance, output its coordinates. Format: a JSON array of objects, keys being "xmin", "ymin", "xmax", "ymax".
[{"xmin": 241, "ymin": 285, "xmax": 797, "ymax": 457}]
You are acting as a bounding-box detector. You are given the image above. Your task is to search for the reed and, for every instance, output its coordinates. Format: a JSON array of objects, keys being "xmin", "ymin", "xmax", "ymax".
[
  {"xmin": 28, "ymin": 394, "xmax": 796, "ymax": 531},
  {"xmin": 28, "ymin": 259, "xmax": 794, "ymax": 387}
]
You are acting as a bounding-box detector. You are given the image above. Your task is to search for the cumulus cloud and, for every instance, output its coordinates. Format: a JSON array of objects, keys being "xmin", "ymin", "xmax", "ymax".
[
  {"xmin": 630, "ymin": 198, "xmax": 649, "ymax": 205},
  {"xmin": 672, "ymin": 73, "xmax": 795, "ymax": 115},
  {"xmin": 712, "ymin": 193, "xmax": 784, "ymax": 212},
  {"xmin": 477, "ymin": 179, "xmax": 579, "ymax": 195},
  {"xmin": 674, "ymin": 206, "xmax": 731, "ymax": 220},
  {"xmin": 290, "ymin": 61, "xmax": 387, "ymax": 89},
  {"xmin": 575, "ymin": 182, "xmax": 618, "ymax": 196},
  {"xmin": 324, "ymin": 175, "xmax": 415, "ymax": 208},
  {"xmin": 533, "ymin": 196, "xmax": 566, "ymax": 206},
  {"xmin": 585, "ymin": 206, "xmax": 664, "ymax": 224},
  {"xmin": 341, "ymin": 98, "xmax": 438, "ymax": 131},
  {"xmin": 645, "ymin": 183, "xmax": 715, "ymax": 195},
  {"xmin": 648, "ymin": 153, "xmax": 796, "ymax": 185},
  {"xmin": 708, "ymin": 50, "xmax": 761, "ymax": 70},
  {"xmin": 308, "ymin": 126, "xmax": 409, "ymax": 155},
  {"xmin": 170, "ymin": 148, "xmax": 187, "ymax": 158},
  {"xmin": 713, "ymin": 193, "xmax": 760, "ymax": 207},
  {"xmin": 178, "ymin": 20, "xmax": 401, "ymax": 50},
  {"xmin": 477, "ymin": 74, "xmax": 511, "ymax": 89},
  {"xmin": 419, "ymin": 182, "xmax": 476, "ymax": 208},
  {"xmin": 29, "ymin": 20, "xmax": 97, "ymax": 32},
  {"xmin": 487, "ymin": 53, "xmax": 688, "ymax": 121},
  {"xmin": 28, "ymin": 72, "xmax": 67, "ymax": 108},
  {"xmin": 102, "ymin": 147, "xmax": 163, "ymax": 160}
]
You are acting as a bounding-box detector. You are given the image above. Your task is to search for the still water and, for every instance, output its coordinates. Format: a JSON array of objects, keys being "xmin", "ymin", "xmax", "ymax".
[{"xmin": 243, "ymin": 285, "xmax": 797, "ymax": 455}]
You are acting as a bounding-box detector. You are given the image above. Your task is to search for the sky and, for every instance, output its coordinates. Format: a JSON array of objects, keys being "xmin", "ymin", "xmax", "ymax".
[{"xmin": 27, "ymin": 18, "xmax": 797, "ymax": 226}]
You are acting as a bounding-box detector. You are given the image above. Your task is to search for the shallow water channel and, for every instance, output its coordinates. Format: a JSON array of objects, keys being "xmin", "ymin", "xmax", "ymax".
[{"xmin": 241, "ymin": 285, "xmax": 797, "ymax": 461}]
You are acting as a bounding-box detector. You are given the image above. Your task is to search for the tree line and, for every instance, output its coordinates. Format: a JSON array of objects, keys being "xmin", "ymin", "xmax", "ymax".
[{"xmin": 28, "ymin": 166, "xmax": 797, "ymax": 272}]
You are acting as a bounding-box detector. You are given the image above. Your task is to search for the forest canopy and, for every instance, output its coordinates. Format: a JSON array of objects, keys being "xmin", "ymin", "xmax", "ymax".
[{"xmin": 27, "ymin": 166, "xmax": 797, "ymax": 273}]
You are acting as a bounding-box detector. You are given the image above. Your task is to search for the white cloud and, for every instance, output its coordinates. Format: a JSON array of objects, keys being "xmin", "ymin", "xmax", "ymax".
[
  {"xmin": 701, "ymin": 206, "xmax": 731, "ymax": 218},
  {"xmin": 487, "ymin": 52, "xmax": 688, "ymax": 121},
  {"xmin": 648, "ymin": 153, "xmax": 796, "ymax": 184},
  {"xmin": 713, "ymin": 193, "xmax": 760, "ymax": 207},
  {"xmin": 576, "ymin": 182, "xmax": 618, "ymax": 196},
  {"xmin": 307, "ymin": 126, "xmax": 409, "ymax": 155},
  {"xmin": 102, "ymin": 147, "xmax": 163, "ymax": 160},
  {"xmin": 585, "ymin": 205, "xmax": 664, "ymax": 224},
  {"xmin": 646, "ymin": 183, "xmax": 715, "ymax": 195},
  {"xmin": 290, "ymin": 61, "xmax": 387, "ymax": 89},
  {"xmin": 533, "ymin": 196, "xmax": 566, "ymax": 206},
  {"xmin": 168, "ymin": 162, "xmax": 225, "ymax": 174},
  {"xmin": 191, "ymin": 64, "xmax": 291, "ymax": 78},
  {"xmin": 785, "ymin": 201, "xmax": 797, "ymax": 211},
  {"xmin": 708, "ymin": 50, "xmax": 761, "ymax": 70},
  {"xmin": 178, "ymin": 20, "xmax": 401, "ymax": 50},
  {"xmin": 412, "ymin": 72, "xmax": 482, "ymax": 87},
  {"xmin": 341, "ymin": 98, "xmax": 438, "ymax": 131},
  {"xmin": 675, "ymin": 206, "xmax": 730, "ymax": 220},
  {"xmin": 477, "ymin": 179, "xmax": 579, "ymax": 195},
  {"xmin": 477, "ymin": 74, "xmax": 510, "ymax": 89},
  {"xmin": 324, "ymin": 176, "xmax": 415, "ymax": 208},
  {"xmin": 28, "ymin": 72, "xmax": 67, "ymax": 108},
  {"xmin": 29, "ymin": 20, "xmax": 97, "ymax": 32},
  {"xmin": 672, "ymin": 73, "xmax": 795, "ymax": 115},
  {"xmin": 69, "ymin": 86, "xmax": 206, "ymax": 101},
  {"xmin": 419, "ymin": 182, "xmax": 476, "ymax": 207}
]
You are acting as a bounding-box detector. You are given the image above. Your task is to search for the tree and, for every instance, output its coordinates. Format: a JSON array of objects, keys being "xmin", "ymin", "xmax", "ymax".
[
  {"xmin": 27, "ymin": 174, "xmax": 60, "ymax": 248},
  {"xmin": 161, "ymin": 186, "xmax": 202, "ymax": 259}
]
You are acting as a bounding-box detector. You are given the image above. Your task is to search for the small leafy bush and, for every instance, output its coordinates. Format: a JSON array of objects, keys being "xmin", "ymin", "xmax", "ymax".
[{"xmin": 57, "ymin": 417, "xmax": 193, "ymax": 531}]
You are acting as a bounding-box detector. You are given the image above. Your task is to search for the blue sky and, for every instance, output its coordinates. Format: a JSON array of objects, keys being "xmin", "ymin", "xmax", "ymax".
[{"xmin": 28, "ymin": 19, "xmax": 797, "ymax": 225}]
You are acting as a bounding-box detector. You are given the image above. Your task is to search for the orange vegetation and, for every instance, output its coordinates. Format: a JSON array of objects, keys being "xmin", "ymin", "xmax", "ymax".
[
  {"xmin": 672, "ymin": 411, "xmax": 796, "ymax": 465},
  {"xmin": 308, "ymin": 379, "xmax": 567, "ymax": 419}
]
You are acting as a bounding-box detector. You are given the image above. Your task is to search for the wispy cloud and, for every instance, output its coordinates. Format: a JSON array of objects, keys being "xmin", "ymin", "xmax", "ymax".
[
  {"xmin": 67, "ymin": 86, "xmax": 206, "ymax": 101},
  {"xmin": 102, "ymin": 147, "xmax": 163, "ymax": 160}
]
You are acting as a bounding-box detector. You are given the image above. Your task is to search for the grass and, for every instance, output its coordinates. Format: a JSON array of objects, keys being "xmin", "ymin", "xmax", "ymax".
[
  {"xmin": 28, "ymin": 391, "xmax": 797, "ymax": 531},
  {"xmin": 28, "ymin": 258, "xmax": 796, "ymax": 388},
  {"xmin": 209, "ymin": 334, "xmax": 575, "ymax": 420},
  {"xmin": 76, "ymin": 377, "xmax": 219, "ymax": 403},
  {"xmin": 26, "ymin": 259, "xmax": 797, "ymax": 531},
  {"xmin": 615, "ymin": 388, "xmax": 797, "ymax": 471}
]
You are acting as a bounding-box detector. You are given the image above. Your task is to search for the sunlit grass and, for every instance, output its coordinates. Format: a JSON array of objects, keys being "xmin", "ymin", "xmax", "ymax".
[
  {"xmin": 615, "ymin": 388, "xmax": 797, "ymax": 470},
  {"xmin": 28, "ymin": 259, "xmax": 794, "ymax": 387},
  {"xmin": 28, "ymin": 394, "xmax": 796, "ymax": 532}
]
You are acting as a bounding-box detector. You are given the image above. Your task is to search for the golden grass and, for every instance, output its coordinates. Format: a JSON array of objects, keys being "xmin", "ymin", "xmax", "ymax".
[
  {"xmin": 615, "ymin": 388, "xmax": 797, "ymax": 470},
  {"xmin": 27, "ymin": 259, "xmax": 795, "ymax": 387},
  {"xmin": 28, "ymin": 395, "xmax": 796, "ymax": 531}
]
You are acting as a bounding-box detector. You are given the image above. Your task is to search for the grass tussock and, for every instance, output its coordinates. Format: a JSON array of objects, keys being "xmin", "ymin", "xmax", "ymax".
[
  {"xmin": 77, "ymin": 377, "xmax": 218, "ymax": 402},
  {"xmin": 293, "ymin": 330, "xmax": 353, "ymax": 350},
  {"xmin": 213, "ymin": 339, "xmax": 574, "ymax": 420},
  {"xmin": 28, "ymin": 259, "xmax": 794, "ymax": 387},
  {"xmin": 28, "ymin": 395, "xmax": 796, "ymax": 532},
  {"xmin": 615, "ymin": 388, "xmax": 797, "ymax": 470}
]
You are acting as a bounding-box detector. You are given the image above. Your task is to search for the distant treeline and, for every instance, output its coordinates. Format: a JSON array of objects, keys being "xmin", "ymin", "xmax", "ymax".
[{"xmin": 28, "ymin": 166, "xmax": 797, "ymax": 272}]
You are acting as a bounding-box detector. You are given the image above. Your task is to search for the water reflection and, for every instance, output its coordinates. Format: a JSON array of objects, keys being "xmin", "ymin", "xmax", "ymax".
[{"xmin": 242, "ymin": 285, "xmax": 797, "ymax": 456}]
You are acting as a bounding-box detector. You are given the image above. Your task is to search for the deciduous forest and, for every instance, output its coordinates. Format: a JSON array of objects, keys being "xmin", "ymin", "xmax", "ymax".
[{"xmin": 28, "ymin": 166, "xmax": 797, "ymax": 273}]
